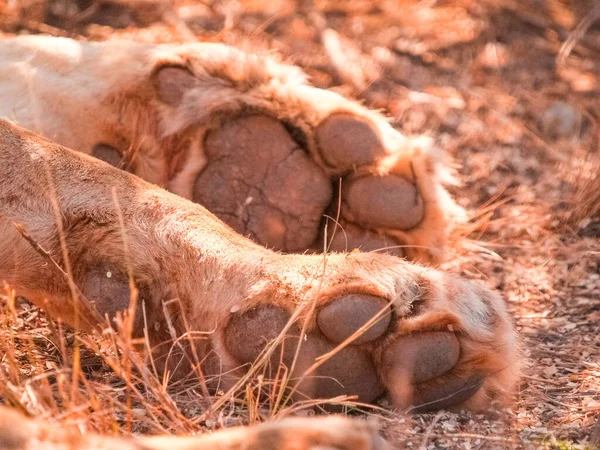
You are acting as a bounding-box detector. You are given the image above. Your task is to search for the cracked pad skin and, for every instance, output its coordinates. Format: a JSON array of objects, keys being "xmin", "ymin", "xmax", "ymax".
[{"xmin": 194, "ymin": 115, "xmax": 332, "ymax": 251}]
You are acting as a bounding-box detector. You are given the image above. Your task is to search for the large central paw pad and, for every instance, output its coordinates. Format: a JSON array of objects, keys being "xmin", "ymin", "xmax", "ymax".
[
  {"xmin": 190, "ymin": 112, "xmax": 437, "ymax": 261},
  {"xmin": 223, "ymin": 294, "xmax": 482, "ymax": 410},
  {"xmin": 194, "ymin": 116, "xmax": 332, "ymax": 252}
]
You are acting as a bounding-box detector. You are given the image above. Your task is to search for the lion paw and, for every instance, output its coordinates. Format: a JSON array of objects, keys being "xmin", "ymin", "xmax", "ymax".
[
  {"xmin": 150, "ymin": 53, "xmax": 457, "ymax": 263},
  {"xmin": 214, "ymin": 254, "xmax": 519, "ymax": 412}
]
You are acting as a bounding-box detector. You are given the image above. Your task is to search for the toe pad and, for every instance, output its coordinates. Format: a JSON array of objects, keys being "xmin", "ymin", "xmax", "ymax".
[
  {"xmin": 317, "ymin": 295, "xmax": 391, "ymax": 345},
  {"xmin": 343, "ymin": 175, "xmax": 425, "ymax": 230},
  {"xmin": 316, "ymin": 113, "xmax": 386, "ymax": 170},
  {"xmin": 382, "ymin": 332, "xmax": 460, "ymax": 384}
]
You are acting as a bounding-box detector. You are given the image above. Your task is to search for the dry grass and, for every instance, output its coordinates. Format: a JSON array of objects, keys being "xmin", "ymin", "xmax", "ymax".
[{"xmin": 1, "ymin": 0, "xmax": 600, "ymax": 448}]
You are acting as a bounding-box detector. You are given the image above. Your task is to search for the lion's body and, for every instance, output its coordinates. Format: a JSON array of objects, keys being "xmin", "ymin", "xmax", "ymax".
[{"xmin": 0, "ymin": 35, "xmax": 519, "ymax": 450}]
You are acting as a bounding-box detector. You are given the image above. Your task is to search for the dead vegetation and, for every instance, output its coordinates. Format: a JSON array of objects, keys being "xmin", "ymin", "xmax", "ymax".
[{"xmin": 0, "ymin": 0, "xmax": 599, "ymax": 448}]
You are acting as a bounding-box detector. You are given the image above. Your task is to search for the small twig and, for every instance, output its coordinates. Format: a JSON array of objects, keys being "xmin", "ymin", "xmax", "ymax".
[
  {"xmin": 67, "ymin": 2, "xmax": 101, "ymax": 27},
  {"xmin": 324, "ymin": 178, "xmax": 345, "ymax": 253},
  {"xmin": 521, "ymin": 374, "xmax": 564, "ymax": 387},
  {"xmin": 444, "ymin": 433, "xmax": 521, "ymax": 444},
  {"xmin": 418, "ymin": 411, "xmax": 444, "ymax": 450},
  {"xmin": 409, "ymin": 160, "xmax": 421, "ymax": 206},
  {"xmin": 557, "ymin": 3, "xmax": 600, "ymax": 68}
]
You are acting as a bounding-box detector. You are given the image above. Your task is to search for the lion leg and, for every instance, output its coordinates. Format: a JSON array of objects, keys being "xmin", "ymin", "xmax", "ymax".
[{"xmin": 0, "ymin": 119, "xmax": 518, "ymax": 411}]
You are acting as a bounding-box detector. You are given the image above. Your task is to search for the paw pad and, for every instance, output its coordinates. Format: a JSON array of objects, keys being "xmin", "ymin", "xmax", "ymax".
[
  {"xmin": 382, "ymin": 332, "xmax": 460, "ymax": 384},
  {"xmin": 193, "ymin": 115, "xmax": 332, "ymax": 252},
  {"xmin": 315, "ymin": 113, "xmax": 385, "ymax": 170},
  {"xmin": 412, "ymin": 373, "xmax": 484, "ymax": 413},
  {"xmin": 187, "ymin": 112, "xmax": 431, "ymax": 257},
  {"xmin": 342, "ymin": 175, "xmax": 424, "ymax": 230}
]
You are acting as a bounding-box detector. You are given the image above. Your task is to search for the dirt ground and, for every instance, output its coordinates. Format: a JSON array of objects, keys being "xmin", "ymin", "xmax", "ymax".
[{"xmin": 0, "ymin": 0, "xmax": 599, "ymax": 448}]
